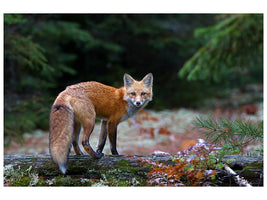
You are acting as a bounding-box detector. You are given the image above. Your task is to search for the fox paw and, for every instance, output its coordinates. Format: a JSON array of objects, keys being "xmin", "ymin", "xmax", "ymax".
[
  {"xmin": 111, "ymin": 150, "xmax": 119, "ymax": 155},
  {"xmin": 96, "ymin": 149, "xmax": 103, "ymax": 153},
  {"xmin": 96, "ymin": 152, "xmax": 104, "ymax": 159}
]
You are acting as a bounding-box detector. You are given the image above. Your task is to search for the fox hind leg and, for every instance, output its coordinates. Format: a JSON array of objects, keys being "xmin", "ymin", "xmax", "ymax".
[
  {"xmin": 80, "ymin": 112, "xmax": 104, "ymax": 158},
  {"xmin": 81, "ymin": 118, "xmax": 104, "ymax": 158},
  {"xmin": 72, "ymin": 98, "xmax": 104, "ymax": 159},
  {"xmin": 72, "ymin": 120, "xmax": 83, "ymax": 155}
]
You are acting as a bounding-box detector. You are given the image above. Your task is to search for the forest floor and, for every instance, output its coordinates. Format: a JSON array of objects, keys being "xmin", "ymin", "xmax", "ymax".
[{"xmin": 4, "ymin": 101, "xmax": 263, "ymax": 156}]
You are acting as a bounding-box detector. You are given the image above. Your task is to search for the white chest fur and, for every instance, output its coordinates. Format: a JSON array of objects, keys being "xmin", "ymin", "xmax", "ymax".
[{"xmin": 120, "ymin": 101, "xmax": 148, "ymax": 122}]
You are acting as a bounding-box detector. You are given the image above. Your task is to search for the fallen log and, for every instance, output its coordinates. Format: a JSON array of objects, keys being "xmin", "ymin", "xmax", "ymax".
[
  {"xmin": 4, "ymin": 154, "xmax": 263, "ymax": 186},
  {"xmin": 4, "ymin": 154, "xmax": 173, "ymax": 176}
]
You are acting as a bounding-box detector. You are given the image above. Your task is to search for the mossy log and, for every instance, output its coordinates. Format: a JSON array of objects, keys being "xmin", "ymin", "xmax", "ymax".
[
  {"xmin": 4, "ymin": 154, "xmax": 263, "ymax": 186},
  {"xmin": 4, "ymin": 155, "xmax": 172, "ymax": 176}
]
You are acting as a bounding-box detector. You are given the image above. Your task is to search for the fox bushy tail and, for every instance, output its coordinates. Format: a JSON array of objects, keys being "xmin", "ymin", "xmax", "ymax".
[{"xmin": 49, "ymin": 104, "xmax": 74, "ymax": 174}]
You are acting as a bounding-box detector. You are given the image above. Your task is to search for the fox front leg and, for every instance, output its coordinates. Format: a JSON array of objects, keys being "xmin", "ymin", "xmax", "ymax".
[
  {"xmin": 96, "ymin": 120, "xmax": 107, "ymax": 153},
  {"xmin": 107, "ymin": 121, "xmax": 119, "ymax": 155}
]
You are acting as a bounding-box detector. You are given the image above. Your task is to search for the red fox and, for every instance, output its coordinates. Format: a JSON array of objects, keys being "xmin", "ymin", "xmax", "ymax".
[{"xmin": 49, "ymin": 73, "xmax": 153, "ymax": 174}]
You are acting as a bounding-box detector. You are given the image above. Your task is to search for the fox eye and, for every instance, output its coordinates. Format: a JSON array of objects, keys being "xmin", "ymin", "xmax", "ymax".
[
  {"xmin": 130, "ymin": 92, "xmax": 136, "ymax": 96},
  {"xmin": 141, "ymin": 92, "xmax": 146, "ymax": 96}
]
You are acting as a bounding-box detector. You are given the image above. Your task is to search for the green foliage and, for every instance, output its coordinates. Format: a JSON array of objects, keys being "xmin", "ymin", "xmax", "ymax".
[
  {"xmin": 4, "ymin": 14, "xmax": 28, "ymax": 24},
  {"xmin": 4, "ymin": 95, "xmax": 52, "ymax": 146},
  {"xmin": 179, "ymin": 14, "xmax": 263, "ymax": 83},
  {"xmin": 193, "ymin": 116, "xmax": 263, "ymax": 155},
  {"xmin": 4, "ymin": 14, "xmax": 100, "ymax": 142}
]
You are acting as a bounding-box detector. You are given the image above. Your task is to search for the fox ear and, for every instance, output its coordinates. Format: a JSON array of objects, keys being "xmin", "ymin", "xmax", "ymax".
[
  {"xmin": 124, "ymin": 73, "xmax": 135, "ymax": 87},
  {"xmin": 142, "ymin": 73, "xmax": 153, "ymax": 88}
]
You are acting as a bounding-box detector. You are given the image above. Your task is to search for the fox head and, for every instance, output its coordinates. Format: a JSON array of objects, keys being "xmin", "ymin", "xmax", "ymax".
[{"xmin": 123, "ymin": 73, "xmax": 153, "ymax": 107}]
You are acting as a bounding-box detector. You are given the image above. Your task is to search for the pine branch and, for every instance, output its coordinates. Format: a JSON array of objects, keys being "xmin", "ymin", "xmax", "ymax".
[{"xmin": 193, "ymin": 116, "xmax": 263, "ymax": 152}]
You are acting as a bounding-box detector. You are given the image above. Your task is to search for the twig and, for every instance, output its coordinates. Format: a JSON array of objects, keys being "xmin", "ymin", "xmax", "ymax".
[{"xmin": 224, "ymin": 164, "xmax": 252, "ymax": 187}]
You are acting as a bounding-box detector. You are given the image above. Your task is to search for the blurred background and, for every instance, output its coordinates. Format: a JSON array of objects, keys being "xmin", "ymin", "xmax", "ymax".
[{"xmin": 4, "ymin": 14, "xmax": 263, "ymax": 154}]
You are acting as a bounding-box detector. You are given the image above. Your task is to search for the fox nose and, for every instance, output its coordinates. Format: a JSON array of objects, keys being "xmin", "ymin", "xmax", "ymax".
[{"xmin": 136, "ymin": 101, "xmax": 141, "ymax": 106}]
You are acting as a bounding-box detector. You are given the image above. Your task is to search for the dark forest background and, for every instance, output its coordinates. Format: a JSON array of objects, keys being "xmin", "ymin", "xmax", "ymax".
[{"xmin": 4, "ymin": 14, "xmax": 263, "ymax": 144}]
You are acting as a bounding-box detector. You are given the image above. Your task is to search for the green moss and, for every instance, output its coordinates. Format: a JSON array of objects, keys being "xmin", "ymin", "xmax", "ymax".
[
  {"xmin": 116, "ymin": 159, "xmax": 152, "ymax": 173},
  {"xmin": 86, "ymin": 169, "xmax": 102, "ymax": 179},
  {"xmin": 12, "ymin": 177, "xmax": 31, "ymax": 186},
  {"xmin": 239, "ymin": 162, "xmax": 263, "ymax": 179},
  {"xmin": 37, "ymin": 163, "xmax": 61, "ymax": 176},
  {"xmin": 115, "ymin": 159, "xmax": 131, "ymax": 168},
  {"xmin": 36, "ymin": 179, "xmax": 48, "ymax": 186},
  {"xmin": 53, "ymin": 176, "xmax": 73, "ymax": 186},
  {"xmin": 97, "ymin": 159, "xmax": 150, "ymax": 186}
]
